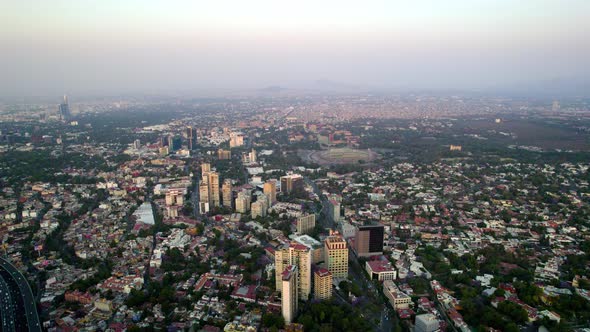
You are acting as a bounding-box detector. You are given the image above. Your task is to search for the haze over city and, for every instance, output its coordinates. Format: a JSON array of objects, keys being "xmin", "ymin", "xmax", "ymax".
[{"xmin": 2, "ymin": 0, "xmax": 590, "ymax": 97}]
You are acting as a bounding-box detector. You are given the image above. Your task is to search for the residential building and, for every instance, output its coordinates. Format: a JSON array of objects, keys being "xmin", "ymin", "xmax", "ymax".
[
  {"xmin": 296, "ymin": 214, "xmax": 315, "ymax": 234},
  {"xmin": 383, "ymin": 280, "xmax": 412, "ymax": 309},
  {"xmin": 281, "ymin": 265, "xmax": 298, "ymax": 324},
  {"xmin": 275, "ymin": 244, "xmax": 312, "ymax": 300},
  {"xmin": 222, "ymin": 179, "xmax": 232, "ymax": 208}
]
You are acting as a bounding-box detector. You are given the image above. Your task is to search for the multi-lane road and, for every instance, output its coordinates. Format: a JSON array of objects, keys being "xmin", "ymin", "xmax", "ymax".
[{"xmin": 0, "ymin": 257, "xmax": 42, "ymax": 332}]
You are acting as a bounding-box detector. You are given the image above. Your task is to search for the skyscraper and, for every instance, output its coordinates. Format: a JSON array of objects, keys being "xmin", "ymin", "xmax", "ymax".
[
  {"xmin": 275, "ymin": 244, "xmax": 312, "ymax": 301},
  {"xmin": 281, "ymin": 265, "xmax": 298, "ymax": 324},
  {"xmin": 58, "ymin": 95, "xmax": 71, "ymax": 121},
  {"xmin": 324, "ymin": 232, "xmax": 348, "ymax": 279}
]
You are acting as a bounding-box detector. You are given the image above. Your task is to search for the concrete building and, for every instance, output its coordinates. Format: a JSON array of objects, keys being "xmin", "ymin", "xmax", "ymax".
[
  {"xmin": 296, "ymin": 214, "xmax": 316, "ymax": 234},
  {"xmin": 281, "ymin": 265, "xmax": 298, "ymax": 324},
  {"xmin": 314, "ymin": 268, "xmax": 333, "ymax": 300},
  {"xmin": 355, "ymin": 224, "xmax": 384, "ymax": 257},
  {"xmin": 275, "ymin": 244, "xmax": 312, "ymax": 301},
  {"xmin": 324, "ymin": 232, "xmax": 348, "ymax": 279},
  {"xmin": 165, "ymin": 189, "xmax": 184, "ymax": 206},
  {"xmin": 415, "ymin": 313, "xmax": 439, "ymax": 332}
]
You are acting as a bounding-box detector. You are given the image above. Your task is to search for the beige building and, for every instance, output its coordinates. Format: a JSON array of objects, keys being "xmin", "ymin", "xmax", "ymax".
[
  {"xmin": 296, "ymin": 214, "xmax": 316, "ymax": 234},
  {"xmin": 201, "ymin": 162, "xmax": 211, "ymax": 176},
  {"xmin": 218, "ymin": 148, "xmax": 231, "ymax": 160},
  {"xmin": 281, "ymin": 265, "xmax": 298, "ymax": 324},
  {"xmin": 235, "ymin": 191, "xmax": 251, "ymax": 213},
  {"xmin": 221, "ymin": 179, "xmax": 232, "ymax": 208},
  {"xmin": 324, "ymin": 232, "xmax": 348, "ymax": 279},
  {"xmin": 314, "ymin": 268, "xmax": 333, "ymax": 300},
  {"xmin": 275, "ymin": 244, "xmax": 312, "ymax": 301},
  {"xmin": 383, "ymin": 280, "xmax": 412, "ymax": 309},
  {"xmin": 202, "ymin": 171, "xmax": 220, "ymax": 208},
  {"xmin": 263, "ymin": 181, "xmax": 277, "ymax": 205}
]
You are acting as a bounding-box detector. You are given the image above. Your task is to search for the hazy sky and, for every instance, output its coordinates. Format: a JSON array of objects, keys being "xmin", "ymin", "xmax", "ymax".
[{"xmin": 2, "ymin": 0, "xmax": 590, "ymax": 97}]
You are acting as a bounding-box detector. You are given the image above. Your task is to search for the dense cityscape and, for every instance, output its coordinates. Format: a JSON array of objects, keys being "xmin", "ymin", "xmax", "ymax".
[{"xmin": 0, "ymin": 93, "xmax": 589, "ymax": 332}]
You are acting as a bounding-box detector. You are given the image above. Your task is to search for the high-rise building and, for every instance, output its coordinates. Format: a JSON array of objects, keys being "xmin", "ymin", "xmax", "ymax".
[
  {"xmin": 296, "ymin": 214, "xmax": 316, "ymax": 234},
  {"xmin": 205, "ymin": 171, "xmax": 220, "ymax": 208},
  {"xmin": 218, "ymin": 148, "xmax": 231, "ymax": 160},
  {"xmin": 201, "ymin": 163, "xmax": 211, "ymax": 176},
  {"xmin": 235, "ymin": 191, "xmax": 251, "ymax": 213},
  {"xmin": 58, "ymin": 95, "xmax": 71, "ymax": 121},
  {"xmin": 275, "ymin": 244, "xmax": 312, "ymax": 301},
  {"xmin": 185, "ymin": 126, "xmax": 195, "ymax": 150},
  {"xmin": 355, "ymin": 225, "xmax": 384, "ymax": 257},
  {"xmin": 313, "ymin": 268, "xmax": 332, "ymax": 300},
  {"xmin": 221, "ymin": 179, "xmax": 233, "ymax": 208},
  {"xmin": 324, "ymin": 232, "xmax": 348, "ymax": 278},
  {"xmin": 165, "ymin": 190, "xmax": 184, "ymax": 206},
  {"xmin": 281, "ymin": 265, "xmax": 298, "ymax": 324},
  {"xmin": 243, "ymin": 148, "xmax": 257, "ymax": 164},
  {"xmin": 415, "ymin": 313, "xmax": 439, "ymax": 332},
  {"xmin": 280, "ymin": 174, "xmax": 304, "ymax": 194},
  {"xmin": 251, "ymin": 194, "xmax": 268, "ymax": 218},
  {"xmin": 133, "ymin": 139, "xmax": 141, "ymax": 150},
  {"xmin": 199, "ymin": 182, "xmax": 210, "ymax": 214},
  {"xmin": 229, "ymin": 132, "xmax": 245, "ymax": 148},
  {"xmin": 328, "ymin": 199, "xmax": 341, "ymax": 222},
  {"xmin": 263, "ymin": 181, "xmax": 277, "ymax": 205},
  {"xmin": 168, "ymin": 135, "xmax": 182, "ymax": 151}
]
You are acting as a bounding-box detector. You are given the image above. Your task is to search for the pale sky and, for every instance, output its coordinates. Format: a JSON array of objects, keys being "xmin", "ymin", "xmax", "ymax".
[{"xmin": 1, "ymin": 0, "xmax": 590, "ymax": 97}]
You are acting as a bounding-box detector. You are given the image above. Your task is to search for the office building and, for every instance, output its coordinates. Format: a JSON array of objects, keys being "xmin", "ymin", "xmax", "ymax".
[
  {"xmin": 355, "ymin": 224, "xmax": 384, "ymax": 257},
  {"xmin": 296, "ymin": 214, "xmax": 316, "ymax": 234},
  {"xmin": 313, "ymin": 268, "xmax": 332, "ymax": 300},
  {"xmin": 168, "ymin": 135, "xmax": 182, "ymax": 151},
  {"xmin": 263, "ymin": 181, "xmax": 277, "ymax": 205},
  {"xmin": 281, "ymin": 265, "xmax": 298, "ymax": 324},
  {"xmin": 275, "ymin": 244, "xmax": 312, "ymax": 301},
  {"xmin": 133, "ymin": 139, "xmax": 141, "ymax": 150},
  {"xmin": 292, "ymin": 235, "xmax": 324, "ymax": 265},
  {"xmin": 221, "ymin": 179, "xmax": 233, "ymax": 208}
]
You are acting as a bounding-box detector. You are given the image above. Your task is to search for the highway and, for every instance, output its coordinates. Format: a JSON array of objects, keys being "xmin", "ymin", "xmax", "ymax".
[
  {"xmin": 0, "ymin": 257, "xmax": 42, "ymax": 332},
  {"xmin": 0, "ymin": 275, "xmax": 17, "ymax": 332}
]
